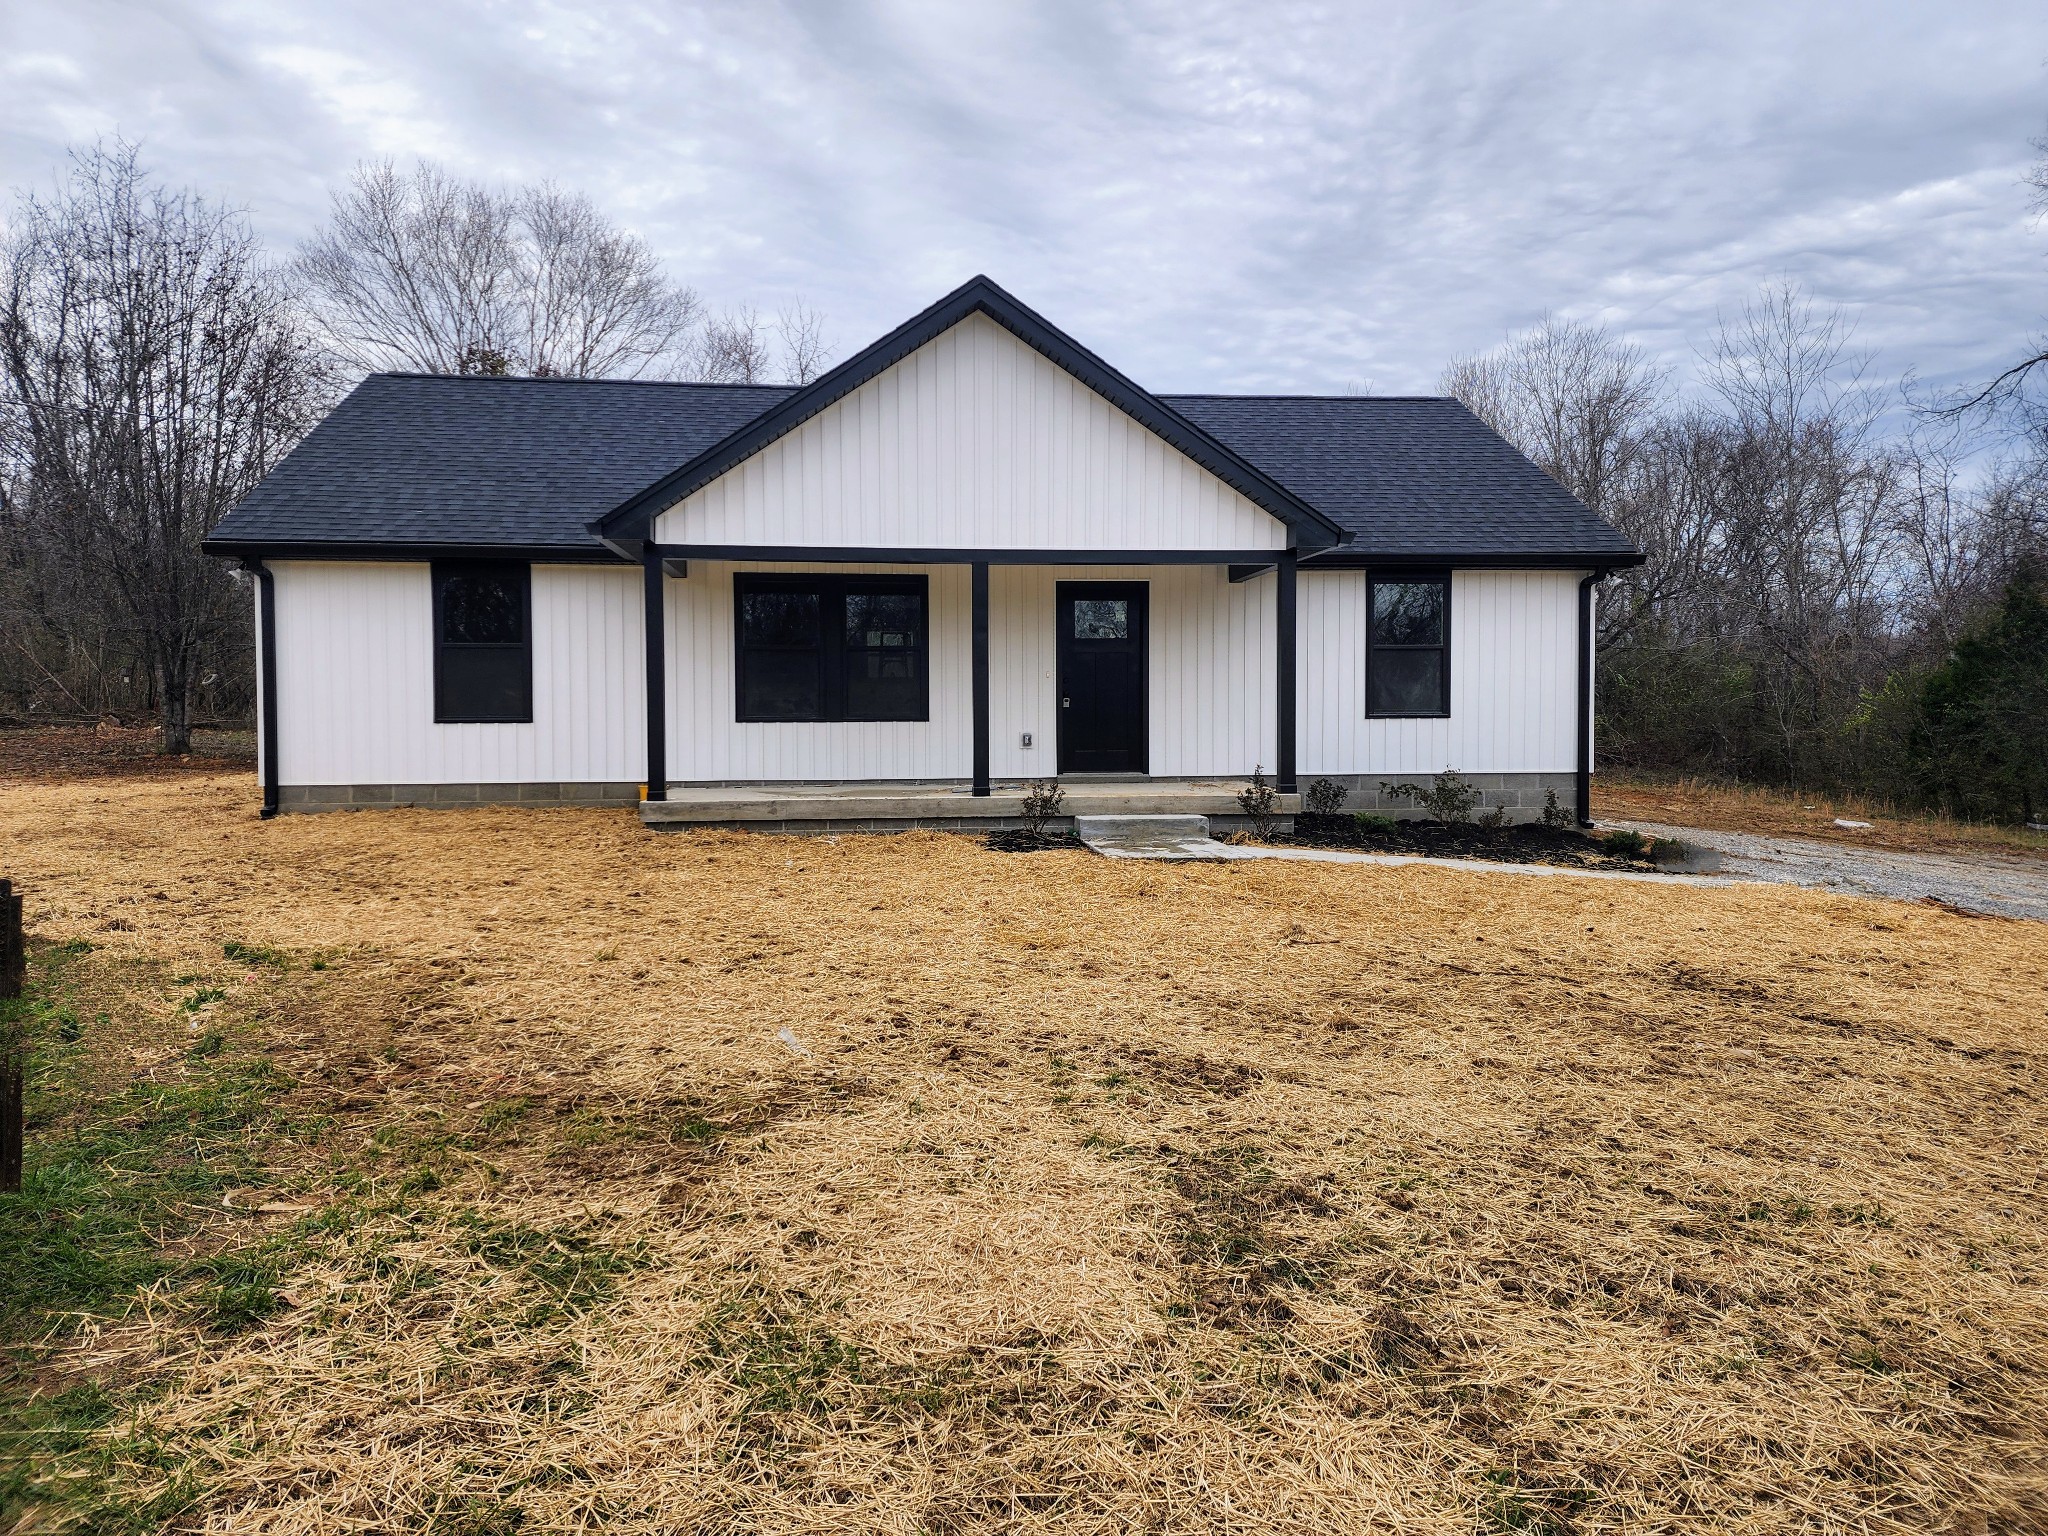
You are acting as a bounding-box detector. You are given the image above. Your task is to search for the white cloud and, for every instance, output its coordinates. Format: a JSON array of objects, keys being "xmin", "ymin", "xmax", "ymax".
[{"xmin": 2, "ymin": 0, "xmax": 2042, "ymax": 400}]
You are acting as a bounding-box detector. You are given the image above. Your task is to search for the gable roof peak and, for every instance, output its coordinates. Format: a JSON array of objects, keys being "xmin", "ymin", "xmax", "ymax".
[{"xmin": 591, "ymin": 276, "xmax": 1345, "ymax": 552}]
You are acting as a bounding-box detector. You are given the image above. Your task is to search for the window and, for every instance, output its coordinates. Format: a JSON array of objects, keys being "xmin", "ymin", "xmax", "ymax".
[
  {"xmin": 1367, "ymin": 575, "xmax": 1449, "ymax": 717},
  {"xmin": 433, "ymin": 561, "xmax": 531, "ymax": 723},
  {"xmin": 735, "ymin": 574, "xmax": 928, "ymax": 722},
  {"xmin": 1071, "ymin": 598, "xmax": 1129, "ymax": 640}
]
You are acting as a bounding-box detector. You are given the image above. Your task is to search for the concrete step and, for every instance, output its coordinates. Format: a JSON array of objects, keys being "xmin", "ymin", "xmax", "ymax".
[{"xmin": 1075, "ymin": 814, "xmax": 1236, "ymax": 860}]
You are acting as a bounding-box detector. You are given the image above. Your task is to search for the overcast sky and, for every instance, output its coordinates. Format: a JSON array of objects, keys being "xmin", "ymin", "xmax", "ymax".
[{"xmin": 3, "ymin": 1, "xmax": 2044, "ymax": 397}]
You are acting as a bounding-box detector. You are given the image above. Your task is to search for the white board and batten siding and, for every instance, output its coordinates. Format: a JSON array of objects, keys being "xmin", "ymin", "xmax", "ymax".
[
  {"xmin": 650, "ymin": 313, "xmax": 1287, "ymax": 554},
  {"xmin": 265, "ymin": 562, "xmax": 1588, "ymax": 788},
  {"xmin": 267, "ymin": 561, "xmax": 643, "ymax": 786},
  {"xmin": 1299, "ymin": 569, "xmax": 1583, "ymax": 776},
  {"xmin": 988, "ymin": 564, "xmax": 1273, "ymax": 780}
]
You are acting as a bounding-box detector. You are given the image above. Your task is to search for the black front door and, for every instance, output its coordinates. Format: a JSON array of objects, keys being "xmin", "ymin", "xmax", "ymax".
[{"xmin": 1056, "ymin": 581, "xmax": 1148, "ymax": 774}]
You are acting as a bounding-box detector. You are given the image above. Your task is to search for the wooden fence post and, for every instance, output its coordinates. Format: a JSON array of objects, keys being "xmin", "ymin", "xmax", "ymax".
[{"xmin": 1, "ymin": 878, "xmax": 23, "ymax": 1194}]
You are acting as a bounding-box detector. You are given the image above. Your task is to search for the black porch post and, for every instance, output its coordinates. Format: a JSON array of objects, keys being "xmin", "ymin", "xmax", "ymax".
[
  {"xmin": 971, "ymin": 560, "xmax": 991, "ymax": 796},
  {"xmin": 249, "ymin": 561, "xmax": 280, "ymax": 819},
  {"xmin": 1575, "ymin": 570, "xmax": 1600, "ymax": 827},
  {"xmin": 643, "ymin": 547, "xmax": 667, "ymax": 802},
  {"xmin": 1275, "ymin": 549, "xmax": 1297, "ymax": 795}
]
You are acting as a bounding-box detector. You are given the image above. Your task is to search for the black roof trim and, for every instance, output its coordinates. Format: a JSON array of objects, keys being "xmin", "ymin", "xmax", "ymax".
[
  {"xmin": 201, "ymin": 539, "xmax": 631, "ymax": 564},
  {"xmin": 649, "ymin": 542, "xmax": 1292, "ymax": 566},
  {"xmin": 593, "ymin": 275, "xmax": 1346, "ymax": 552},
  {"xmin": 1302, "ymin": 549, "xmax": 1646, "ymax": 571}
]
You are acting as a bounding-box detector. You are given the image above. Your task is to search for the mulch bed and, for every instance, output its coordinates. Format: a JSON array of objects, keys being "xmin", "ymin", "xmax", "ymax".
[
  {"xmin": 1284, "ymin": 812, "xmax": 1666, "ymax": 869},
  {"xmin": 984, "ymin": 828, "xmax": 1086, "ymax": 854}
]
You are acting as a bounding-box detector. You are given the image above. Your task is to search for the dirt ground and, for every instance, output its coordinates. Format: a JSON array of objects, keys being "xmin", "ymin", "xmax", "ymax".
[
  {"xmin": 1606, "ymin": 819, "xmax": 2048, "ymax": 923},
  {"xmin": 3, "ymin": 770, "xmax": 2047, "ymax": 1534},
  {"xmin": 1595, "ymin": 775, "xmax": 2048, "ymax": 860},
  {"xmin": 0, "ymin": 724, "xmax": 254, "ymax": 781}
]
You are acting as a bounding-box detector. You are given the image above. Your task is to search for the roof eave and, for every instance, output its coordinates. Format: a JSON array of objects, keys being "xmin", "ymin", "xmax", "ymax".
[
  {"xmin": 201, "ymin": 536, "xmax": 630, "ymax": 564},
  {"xmin": 1300, "ymin": 547, "xmax": 1645, "ymax": 570}
]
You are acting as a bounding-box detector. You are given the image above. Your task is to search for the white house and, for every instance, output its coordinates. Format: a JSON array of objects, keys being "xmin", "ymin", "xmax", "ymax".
[{"xmin": 203, "ymin": 277, "xmax": 1640, "ymax": 829}]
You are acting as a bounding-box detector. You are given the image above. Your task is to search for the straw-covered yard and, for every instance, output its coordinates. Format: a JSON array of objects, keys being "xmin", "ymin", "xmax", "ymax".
[{"xmin": 2, "ymin": 767, "xmax": 2045, "ymax": 1534}]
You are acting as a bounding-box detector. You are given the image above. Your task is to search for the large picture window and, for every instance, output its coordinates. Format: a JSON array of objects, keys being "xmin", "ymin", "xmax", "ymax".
[
  {"xmin": 433, "ymin": 561, "xmax": 532, "ymax": 724},
  {"xmin": 1367, "ymin": 574, "xmax": 1450, "ymax": 717},
  {"xmin": 735, "ymin": 574, "xmax": 928, "ymax": 723}
]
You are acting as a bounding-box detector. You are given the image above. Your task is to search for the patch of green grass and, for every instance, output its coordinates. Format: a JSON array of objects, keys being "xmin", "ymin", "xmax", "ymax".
[
  {"xmin": 222, "ymin": 940, "xmax": 290, "ymax": 969},
  {"xmin": 1, "ymin": 1051, "xmax": 285, "ymax": 1335},
  {"xmin": 426, "ymin": 1492, "xmax": 529, "ymax": 1535},
  {"xmin": 190, "ymin": 1253, "xmax": 285, "ymax": 1332},
  {"xmin": 454, "ymin": 1215, "xmax": 650, "ymax": 1318},
  {"xmin": 0, "ymin": 1377, "xmax": 208, "ymax": 1534},
  {"xmin": 695, "ymin": 1292, "xmax": 868, "ymax": 1421},
  {"xmin": 472, "ymin": 1096, "xmax": 532, "ymax": 1137},
  {"xmin": 176, "ymin": 986, "xmax": 227, "ymax": 1014},
  {"xmin": 1480, "ymin": 1469, "xmax": 1586, "ymax": 1534},
  {"xmin": 0, "ymin": 940, "xmax": 297, "ymax": 1529}
]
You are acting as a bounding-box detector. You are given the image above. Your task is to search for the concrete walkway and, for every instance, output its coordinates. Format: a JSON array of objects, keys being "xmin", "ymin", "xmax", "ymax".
[{"xmin": 1073, "ymin": 816, "xmax": 1735, "ymax": 888}]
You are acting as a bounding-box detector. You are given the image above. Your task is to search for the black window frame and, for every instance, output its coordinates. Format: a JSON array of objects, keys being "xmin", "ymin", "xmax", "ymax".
[
  {"xmin": 431, "ymin": 560, "xmax": 533, "ymax": 725},
  {"xmin": 734, "ymin": 572, "xmax": 930, "ymax": 724},
  {"xmin": 1365, "ymin": 572, "xmax": 1451, "ymax": 719}
]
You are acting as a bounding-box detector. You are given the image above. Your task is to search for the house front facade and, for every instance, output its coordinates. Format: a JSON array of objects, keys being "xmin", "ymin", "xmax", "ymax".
[{"xmin": 203, "ymin": 278, "xmax": 1641, "ymax": 828}]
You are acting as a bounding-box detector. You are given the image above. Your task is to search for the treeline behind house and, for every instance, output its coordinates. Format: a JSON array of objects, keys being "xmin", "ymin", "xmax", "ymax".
[{"xmin": 0, "ymin": 147, "xmax": 829, "ymax": 751}]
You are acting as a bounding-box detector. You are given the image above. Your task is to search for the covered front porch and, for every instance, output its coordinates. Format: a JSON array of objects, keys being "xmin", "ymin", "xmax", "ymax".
[{"xmin": 638, "ymin": 543, "xmax": 1305, "ymax": 822}]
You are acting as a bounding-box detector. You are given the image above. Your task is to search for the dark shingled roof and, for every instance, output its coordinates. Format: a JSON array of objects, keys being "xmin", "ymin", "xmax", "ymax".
[
  {"xmin": 205, "ymin": 373, "xmax": 796, "ymax": 557},
  {"xmin": 206, "ymin": 367, "xmax": 1639, "ymax": 567},
  {"xmin": 1160, "ymin": 394, "xmax": 1640, "ymax": 563}
]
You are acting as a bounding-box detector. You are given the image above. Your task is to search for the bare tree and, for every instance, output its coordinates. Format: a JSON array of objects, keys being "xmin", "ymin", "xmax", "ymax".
[
  {"xmin": 689, "ymin": 300, "xmax": 834, "ymax": 385},
  {"xmin": 776, "ymin": 299, "xmax": 831, "ymax": 384},
  {"xmin": 0, "ymin": 142, "xmax": 331, "ymax": 750},
  {"xmin": 691, "ymin": 305, "xmax": 776, "ymax": 383},
  {"xmin": 1443, "ymin": 314, "xmax": 1667, "ymax": 520},
  {"xmin": 1441, "ymin": 314, "xmax": 1677, "ymax": 643},
  {"xmin": 1938, "ymin": 129, "xmax": 2048, "ymax": 428},
  {"xmin": 298, "ymin": 161, "xmax": 701, "ymax": 378}
]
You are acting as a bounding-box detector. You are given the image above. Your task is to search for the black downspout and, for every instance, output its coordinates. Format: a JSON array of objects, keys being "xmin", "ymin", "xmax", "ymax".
[
  {"xmin": 643, "ymin": 547, "xmax": 667, "ymax": 802},
  {"xmin": 970, "ymin": 561, "xmax": 990, "ymax": 796},
  {"xmin": 249, "ymin": 561, "xmax": 280, "ymax": 819},
  {"xmin": 1275, "ymin": 549, "xmax": 1297, "ymax": 795},
  {"xmin": 1575, "ymin": 569, "xmax": 1603, "ymax": 828}
]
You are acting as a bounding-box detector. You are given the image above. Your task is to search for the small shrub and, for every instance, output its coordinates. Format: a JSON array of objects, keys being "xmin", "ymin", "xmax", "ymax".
[
  {"xmin": 1237, "ymin": 766, "xmax": 1278, "ymax": 840},
  {"xmin": 1600, "ymin": 828, "xmax": 1648, "ymax": 858},
  {"xmin": 1539, "ymin": 788, "xmax": 1574, "ymax": 829},
  {"xmin": 1352, "ymin": 813, "xmax": 1397, "ymax": 835},
  {"xmin": 1379, "ymin": 768, "xmax": 1478, "ymax": 825},
  {"xmin": 1020, "ymin": 779, "xmax": 1065, "ymax": 837},
  {"xmin": 1475, "ymin": 806, "xmax": 1508, "ymax": 830},
  {"xmin": 1304, "ymin": 777, "xmax": 1349, "ymax": 815},
  {"xmin": 1647, "ymin": 836, "xmax": 1691, "ymax": 864}
]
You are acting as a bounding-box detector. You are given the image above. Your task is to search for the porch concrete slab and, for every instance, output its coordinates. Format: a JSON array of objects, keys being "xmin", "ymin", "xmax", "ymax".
[{"xmin": 640, "ymin": 780, "xmax": 1298, "ymax": 827}]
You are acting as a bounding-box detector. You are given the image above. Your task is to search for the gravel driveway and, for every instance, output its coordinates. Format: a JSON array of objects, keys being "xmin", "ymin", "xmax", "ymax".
[{"xmin": 1609, "ymin": 820, "xmax": 2048, "ymax": 922}]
